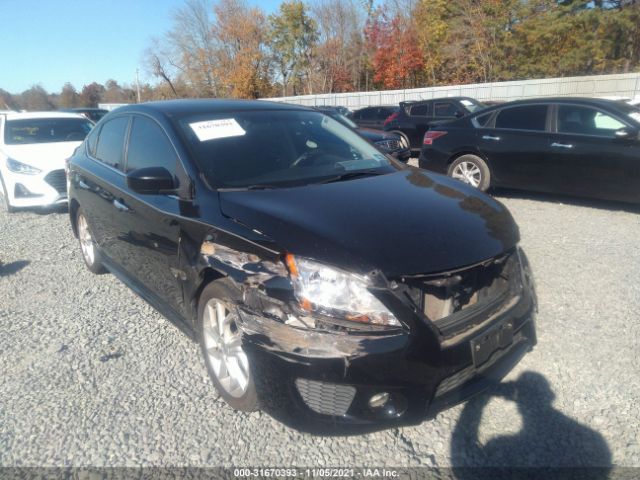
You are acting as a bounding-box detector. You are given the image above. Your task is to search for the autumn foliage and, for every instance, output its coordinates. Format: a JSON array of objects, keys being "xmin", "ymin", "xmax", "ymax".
[{"xmin": 365, "ymin": 11, "xmax": 424, "ymax": 90}]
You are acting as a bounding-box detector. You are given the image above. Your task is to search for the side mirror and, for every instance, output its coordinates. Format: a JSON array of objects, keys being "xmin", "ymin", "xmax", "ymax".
[
  {"xmin": 454, "ymin": 111, "xmax": 465, "ymax": 118},
  {"xmin": 126, "ymin": 167, "xmax": 175, "ymax": 194},
  {"xmin": 614, "ymin": 127, "xmax": 640, "ymax": 141}
]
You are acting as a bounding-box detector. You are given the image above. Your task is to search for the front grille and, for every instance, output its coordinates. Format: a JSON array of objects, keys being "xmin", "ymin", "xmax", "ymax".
[
  {"xmin": 44, "ymin": 169, "xmax": 67, "ymax": 194},
  {"xmin": 399, "ymin": 251, "xmax": 521, "ymax": 339},
  {"xmin": 375, "ymin": 138, "xmax": 402, "ymax": 152},
  {"xmin": 295, "ymin": 379, "xmax": 356, "ymax": 416}
]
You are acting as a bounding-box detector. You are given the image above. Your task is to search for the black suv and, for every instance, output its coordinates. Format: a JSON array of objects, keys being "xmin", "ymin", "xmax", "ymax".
[
  {"xmin": 67, "ymin": 100, "xmax": 537, "ymax": 433},
  {"xmin": 384, "ymin": 97, "xmax": 486, "ymax": 151}
]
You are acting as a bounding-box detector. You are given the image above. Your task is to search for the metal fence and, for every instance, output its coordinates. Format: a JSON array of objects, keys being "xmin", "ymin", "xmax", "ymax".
[{"xmin": 263, "ymin": 72, "xmax": 640, "ymax": 109}]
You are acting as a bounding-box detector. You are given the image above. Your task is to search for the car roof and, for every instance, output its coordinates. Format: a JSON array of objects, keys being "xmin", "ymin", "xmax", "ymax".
[
  {"xmin": 4, "ymin": 111, "xmax": 87, "ymax": 120},
  {"xmin": 112, "ymin": 99, "xmax": 310, "ymax": 118},
  {"xmin": 62, "ymin": 108, "xmax": 108, "ymax": 112},
  {"xmin": 486, "ymin": 96, "xmax": 629, "ymax": 109}
]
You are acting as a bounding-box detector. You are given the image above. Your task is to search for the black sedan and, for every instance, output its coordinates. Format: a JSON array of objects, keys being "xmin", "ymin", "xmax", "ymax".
[
  {"xmin": 419, "ymin": 97, "xmax": 640, "ymax": 204},
  {"xmin": 315, "ymin": 107, "xmax": 410, "ymax": 162},
  {"xmin": 67, "ymin": 99, "xmax": 537, "ymax": 433}
]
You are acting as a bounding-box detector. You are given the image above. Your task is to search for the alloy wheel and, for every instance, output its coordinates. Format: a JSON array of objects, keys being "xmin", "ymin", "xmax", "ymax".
[
  {"xmin": 451, "ymin": 161, "xmax": 482, "ymax": 188},
  {"xmin": 202, "ymin": 299, "xmax": 250, "ymax": 398},
  {"xmin": 78, "ymin": 214, "xmax": 96, "ymax": 265}
]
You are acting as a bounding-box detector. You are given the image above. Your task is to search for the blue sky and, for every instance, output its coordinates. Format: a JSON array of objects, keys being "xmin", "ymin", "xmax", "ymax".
[{"xmin": 0, "ymin": 0, "xmax": 281, "ymax": 94}]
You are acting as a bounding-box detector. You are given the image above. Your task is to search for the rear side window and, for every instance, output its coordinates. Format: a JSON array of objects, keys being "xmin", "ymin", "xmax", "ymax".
[
  {"xmin": 356, "ymin": 108, "xmax": 375, "ymax": 120},
  {"xmin": 495, "ymin": 105, "xmax": 548, "ymax": 131},
  {"xmin": 410, "ymin": 103, "xmax": 430, "ymax": 116},
  {"xmin": 95, "ymin": 116, "xmax": 129, "ymax": 170},
  {"xmin": 557, "ymin": 105, "xmax": 625, "ymax": 137},
  {"xmin": 433, "ymin": 102, "xmax": 458, "ymax": 117},
  {"xmin": 126, "ymin": 116, "xmax": 178, "ymax": 174},
  {"xmin": 474, "ymin": 112, "xmax": 494, "ymax": 127}
]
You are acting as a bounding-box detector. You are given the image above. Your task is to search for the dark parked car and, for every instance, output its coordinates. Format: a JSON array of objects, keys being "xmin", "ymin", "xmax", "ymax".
[
  {"xmin": 61, "ymin": 108, "xmax": 109, "ymax": 123},
  {"xmin": 317, "ymin": 105, "xmax": 351, "ymax": 117},
  {"xmin": 315, "ymin": 107, "xmax": 410, "ymax": 162},
  {"xmin": 384, "ymin": 97, "xmax": 486, "ymax": 151},
  {"xmin": 67, "ymin": 99, "xmax": 537, "ymax": 433},
  {"xmin": 350, "ymin": 105, "xmax": 399, "ymax": 130},
  {"xmin": 419, "ymin": 97, "xmax": 640, "ymax": 204}
]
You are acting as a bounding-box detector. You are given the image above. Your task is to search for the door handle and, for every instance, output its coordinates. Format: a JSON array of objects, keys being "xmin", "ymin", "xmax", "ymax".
[
  {"xmin": 113, "ymin": 199, "xmax": 131, "ymax": 212},
  {"xmin": 482, "ymin": 135, "xmax": 501, "ymax": 141},
  {"xmin": 78, "ymin": 180, "xmax": 90, "ymax": 189},
  {"xmin": 551, "ymin": 142, "xmax": 573, "ymax": 149}
]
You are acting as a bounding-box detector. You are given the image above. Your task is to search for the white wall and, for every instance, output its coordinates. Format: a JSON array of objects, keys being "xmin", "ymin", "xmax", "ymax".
[{"xmin": 262, "ymin": 72, "xmax": 640, "ymax": 109}]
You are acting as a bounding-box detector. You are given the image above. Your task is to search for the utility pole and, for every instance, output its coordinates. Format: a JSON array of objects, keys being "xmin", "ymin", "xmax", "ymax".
[{"xmin": 136, "ymin": 68, "xmax": 141, "ymax": 103}]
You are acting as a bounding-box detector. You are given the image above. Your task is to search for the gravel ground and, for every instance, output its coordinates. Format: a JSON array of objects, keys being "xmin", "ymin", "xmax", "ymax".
[{"xmin": 1, "ymin": 190, "xmax": 639, "ymax": 469}]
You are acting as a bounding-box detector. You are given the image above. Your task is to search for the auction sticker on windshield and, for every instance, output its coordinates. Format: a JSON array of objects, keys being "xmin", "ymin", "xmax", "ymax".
[{"xmin": 190, "ymin": 118, "xmax": 246, "ymax": 142}]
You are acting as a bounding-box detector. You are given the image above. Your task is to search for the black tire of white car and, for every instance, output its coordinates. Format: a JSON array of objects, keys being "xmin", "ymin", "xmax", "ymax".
[
  {"xmin": 448, "ymin": 154, "xmax": 491, "ymax": 191},
  {"xmin": 0, "ymin": 175, "xmax": 16, "ymax": 213},
  {"xmin": 76, "ymin": 208, "xmax": 106, "ymax": 274},
  {"xmin": 198, "ymin": 280, "xmax": 258, "ymax": 412}
]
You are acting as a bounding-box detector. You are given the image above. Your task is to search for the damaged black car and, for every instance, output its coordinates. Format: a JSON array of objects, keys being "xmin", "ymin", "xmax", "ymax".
[{"xmin": 67, "ymin": 99, "xmax": 537, "ymax": 433}]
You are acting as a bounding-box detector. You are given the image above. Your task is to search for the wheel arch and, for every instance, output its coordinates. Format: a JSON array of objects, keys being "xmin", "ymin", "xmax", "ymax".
[{"xmin": 69, "ymin": 199, "xmax": 80, "ymax": 238}]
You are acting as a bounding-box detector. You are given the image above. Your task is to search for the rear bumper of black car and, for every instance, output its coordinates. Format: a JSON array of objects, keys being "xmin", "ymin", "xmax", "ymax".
[
  {"xmin": 418, "ymin": 148, "xmax": 449, "ymax": 174},
  {"xmin": 238, "ymin": 284, "xmax": 537, "ymax": 435}
]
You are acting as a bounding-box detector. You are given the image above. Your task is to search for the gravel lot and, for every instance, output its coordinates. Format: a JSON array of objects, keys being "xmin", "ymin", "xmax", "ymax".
[{"xmin": 1, "ymin": 190, "xmax": 639, "ymax": 469}]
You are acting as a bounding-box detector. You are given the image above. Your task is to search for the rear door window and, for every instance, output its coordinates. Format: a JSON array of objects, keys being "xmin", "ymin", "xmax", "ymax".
[
  {"xmin": 410, "ymin": 103, "xmax": 430, "ymax": 116},
  {"xmin": 495, "ymin": 105, "xmax": 548, "ymax": 131},
  {"xmin": 433, "ymin": 102, "xmax": 459, "ymax": 117},
  {"xmin": 95, "ymin": 116, "xmax": 130, "ymax": 170},
  {"xmin": 125, "ymin": 116, "xmax": 178, "ymax": 174},
  {"xmin": 557, "ymin": 105, "xmax": 626, "ymax": 137}
]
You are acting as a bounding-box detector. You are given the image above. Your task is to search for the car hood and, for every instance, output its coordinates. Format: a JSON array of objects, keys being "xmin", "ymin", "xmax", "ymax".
[
  {"xmin": 1, "ymin": 142, "xmax": 82, "ymax": 170},
  {"xmin": 219, "ymin": 169, "xmax": 519, "ymax": 277},
  {"xmin": 357, "ymin": 128, "xmax": 398, "ymax": 142}
]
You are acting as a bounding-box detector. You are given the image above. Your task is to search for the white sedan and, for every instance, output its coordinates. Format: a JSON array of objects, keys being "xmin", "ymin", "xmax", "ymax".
[{"xmin": 0, "ymin": 112, "xmax": 94, "ymax": 212}]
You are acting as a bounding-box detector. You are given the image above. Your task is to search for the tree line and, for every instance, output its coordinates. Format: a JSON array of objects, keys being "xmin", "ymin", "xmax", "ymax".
[{"xmin": 2, "ymin": 0, "xmax": 638, "ymax": 110}]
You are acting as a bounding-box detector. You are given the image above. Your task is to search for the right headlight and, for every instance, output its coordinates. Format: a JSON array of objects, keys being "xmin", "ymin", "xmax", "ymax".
[
  {"xmin": 285, "ymin": 254, "xmax": 400, "ymax": 327},
  {"xmin": 6, "ymin": 158, "xmax": 41, "ymax": 175}
]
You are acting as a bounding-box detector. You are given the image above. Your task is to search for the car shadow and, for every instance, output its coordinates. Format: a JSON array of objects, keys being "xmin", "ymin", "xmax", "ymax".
[
  {"xmin": 492, "ymin": 188, "xmax": 639, "ymax": 214},
  {"xmin": 451, "ymin": 371, "xmax": 611, "ymax": 479},
  {"xmin": 0, "ymin": 260, "xmax": 30, "ymax": 277}
]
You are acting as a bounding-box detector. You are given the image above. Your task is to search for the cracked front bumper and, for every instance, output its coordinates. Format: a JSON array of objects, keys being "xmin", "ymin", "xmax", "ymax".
[{"xmin": 237, "ymin": 286, "xmax": 537, "ymax": 434}]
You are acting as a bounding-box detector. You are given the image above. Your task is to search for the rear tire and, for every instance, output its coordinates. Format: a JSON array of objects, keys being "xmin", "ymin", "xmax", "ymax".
[
  {"xmin": 198, "ymin": 280, "xmax": 258, "ymax": 412},
  {"xmin": 0, "ymin": 175, "xmax": 16, "ymax": 213},
  {"xmin": 448, "ymin": 154, "xmax": 491, "ymax": 191},
  {"xmin": 76, "ymin": 208, "xmax": 106, "ymax": 274}
]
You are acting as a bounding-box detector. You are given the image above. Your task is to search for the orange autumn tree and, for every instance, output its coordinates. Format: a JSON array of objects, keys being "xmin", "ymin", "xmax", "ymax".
[{"xmin": 365, "ymin": 10, "xmax": 424, "ymax": 89}]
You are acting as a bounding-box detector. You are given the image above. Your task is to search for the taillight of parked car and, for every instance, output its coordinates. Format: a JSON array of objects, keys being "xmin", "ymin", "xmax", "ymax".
[
  {"xmin": 423, "ymin": 131, "xmax": 448, "ymax": 145},
  {"xmin": 384, "ymin": 112, "xmax": 399, "ymax": 126}
]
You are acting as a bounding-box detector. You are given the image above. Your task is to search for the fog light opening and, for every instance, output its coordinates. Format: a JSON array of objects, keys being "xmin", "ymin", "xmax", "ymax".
[{"xmin": 368, "ymin": 392, "xmax": 390, "ymax": 410}]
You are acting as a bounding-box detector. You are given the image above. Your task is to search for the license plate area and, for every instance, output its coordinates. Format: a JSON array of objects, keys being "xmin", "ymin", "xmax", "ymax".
[{"xmin": 471, "ymin": 319, "xmax": 514, "ymax": 367}]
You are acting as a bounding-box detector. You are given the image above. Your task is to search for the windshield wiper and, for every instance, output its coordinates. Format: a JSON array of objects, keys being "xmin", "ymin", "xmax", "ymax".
[
  {"xmin": 316, "ymin": 169, "xmax": 387, "ymax": 184},
  {"xmin": 218, "ymin": 184, "xmax": 280, "ymax": 192}
]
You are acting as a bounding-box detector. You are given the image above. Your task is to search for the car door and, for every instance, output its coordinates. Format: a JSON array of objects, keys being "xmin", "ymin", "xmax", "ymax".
[
  {"xmin": 115, "ymin": 114, "xmax": 186, "ymax": 313},
  {"xmin": 75, "ymin": 115, "xmax": 131, "ymax": 263},
  {"xmin": 406, "ymin": 102, "xmax": 432, "ymax": 149},
  {"xmin": 477, "ymin": 104, "xmax": 556, "ymax": 191},
  {"xmin": 551, "ymin": 103, "xmax": 640, "ymax": 203}
]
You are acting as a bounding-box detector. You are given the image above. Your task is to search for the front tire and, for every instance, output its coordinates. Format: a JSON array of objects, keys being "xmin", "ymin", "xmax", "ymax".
[
  {"xmin": 76, "ymin": 208, "xmax": 106, "ymax": 274},
  {"xmin": 0, "ymin": 175, "xmax": 16, "ymax": 213},
  {"xmin": 198, "ymin": 280, "xmax": 258, "ymax": 412},
  {"xmin": 448, "ymin": 154, "xmax": 491, "ymax": 191}
]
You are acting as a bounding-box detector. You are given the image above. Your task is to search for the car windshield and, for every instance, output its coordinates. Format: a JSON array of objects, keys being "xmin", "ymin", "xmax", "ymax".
[
  {"xmin": 460, "ymin": 99, "xmax": 486, "ymax": 113},
  {"xmin": 178, "ymin": 110, "xmax": 396, "ymax": 189},
  {"xmin": 323, "ymin": 111, "xmax": 358, "ymax": 129},
  {"xmin": 4, "ymin": 118, "xmax": 93, "ymax": 145}
]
